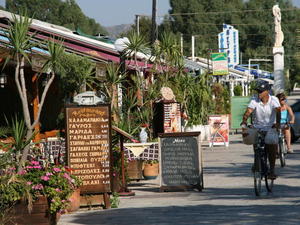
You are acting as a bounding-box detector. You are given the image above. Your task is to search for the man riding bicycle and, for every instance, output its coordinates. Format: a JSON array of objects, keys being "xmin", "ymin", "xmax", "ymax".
[{"xmin": 241, "ymin": 80, "xmax": 281, "ymax": 180}]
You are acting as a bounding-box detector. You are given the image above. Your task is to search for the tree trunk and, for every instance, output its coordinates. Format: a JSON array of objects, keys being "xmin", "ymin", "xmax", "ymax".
[
  {"xmin": 18, "ymin": 128, "xmax": 33, "ymax": 171},
  {"xmin": 112, "ymin": 84, "xmax": 119, "ymax": 123}
]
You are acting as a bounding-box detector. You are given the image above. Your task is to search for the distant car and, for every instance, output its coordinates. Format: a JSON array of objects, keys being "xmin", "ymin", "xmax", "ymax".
[{"xmin": 290, "ymin": 100, "xmax": 300, "ymax": 143}]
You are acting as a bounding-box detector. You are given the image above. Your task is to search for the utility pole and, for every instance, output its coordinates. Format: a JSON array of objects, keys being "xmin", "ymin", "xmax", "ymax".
[
  {"xmin": 191, "ymin": 35, "xmax": 195, "ymax": 61},
  {"xmin": 135, "ymin": 15, "xmax": 140, "ymax": 36},
  {"xmin": 180, "ymin": 33, "xmax": 183, "ymax": 55},
  {"xmin": 151, "ymin": 0, "xmax": 157, "ymax": 45}
]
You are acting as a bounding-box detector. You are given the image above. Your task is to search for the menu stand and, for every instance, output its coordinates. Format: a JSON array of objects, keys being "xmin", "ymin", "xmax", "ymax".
[{"xmin": 112, "ymin": 126, "xmax": 135, "ymax": 196}]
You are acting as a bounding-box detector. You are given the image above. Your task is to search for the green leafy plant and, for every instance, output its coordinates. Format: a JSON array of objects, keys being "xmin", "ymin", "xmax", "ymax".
[
  {"xmin": 233, "ymin": 85, "xmax": 243, "ymax": 96},
  {"xmin": 144, "ymin": 159, "xmax": 159, "ymax": 165},
  {"xmin": 0, "ymin": 159, "xmax": 81, "ymax": 216},
  {"xmin": 110, "ymin": 192, "xmax": 120, "ymax": 208}
]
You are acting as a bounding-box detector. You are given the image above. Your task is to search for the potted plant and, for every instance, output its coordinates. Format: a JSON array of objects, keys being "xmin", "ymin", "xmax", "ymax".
[
  {"xmin": 143, "ymin": 159, "xmax": 159, "ymax": 180},
  {"xmin": 0, "ymin": 156, "xmax": 81, "ymax": 225}
]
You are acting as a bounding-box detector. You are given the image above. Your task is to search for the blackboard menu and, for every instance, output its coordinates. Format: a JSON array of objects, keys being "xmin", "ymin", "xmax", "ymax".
[
  {"xmin": 159, "ymin": 132, "xmax": 203, "ymax": 191},
  {"xmin": 66, "ymin": 105, "xmax": 111, "ymax": 194}
]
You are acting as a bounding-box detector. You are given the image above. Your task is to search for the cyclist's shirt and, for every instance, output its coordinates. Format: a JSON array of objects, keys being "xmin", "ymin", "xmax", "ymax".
[
  {"xmin": 248, "ymin": 95, "xmax": 280, "ymax": 131},
  {"xmin": 280, "ymin": 110, "xmax": 288, "ymax": 124}
]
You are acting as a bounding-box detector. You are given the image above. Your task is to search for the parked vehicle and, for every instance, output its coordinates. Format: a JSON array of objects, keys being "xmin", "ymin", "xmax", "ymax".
[{"xmin": 290, "ymin": 100, "xmax": 300, "ymax": 143}]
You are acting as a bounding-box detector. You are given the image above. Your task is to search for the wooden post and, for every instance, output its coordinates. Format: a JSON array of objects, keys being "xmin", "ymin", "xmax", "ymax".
[
  {"xmin": 103, "ymin": 193, "xmax": 111, "ymax": 209},
  {"xmin": 120, "ymin": 134, "xmax": 126, "ymax": 192}
]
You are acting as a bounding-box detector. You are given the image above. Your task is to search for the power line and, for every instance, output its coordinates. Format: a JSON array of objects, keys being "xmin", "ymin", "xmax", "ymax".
[
  {"xmin": 157, "ymin": 7, "xmax": 300, "ymax": 17},
  {"xmin": 159, "ymin": 20, "xmax": 300, "ymax": 26}
]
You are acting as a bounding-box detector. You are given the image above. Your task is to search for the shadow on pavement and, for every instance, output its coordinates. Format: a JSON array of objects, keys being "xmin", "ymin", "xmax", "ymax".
[{"xmin": 61, "ymin": 202, "xmax": 300, "ymax": 225}]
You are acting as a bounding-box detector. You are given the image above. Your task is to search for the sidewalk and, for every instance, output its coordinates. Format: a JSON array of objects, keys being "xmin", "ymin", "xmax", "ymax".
[{"xmin": 59, "ymin": 134, "xmax": 300, "ymax": 225}]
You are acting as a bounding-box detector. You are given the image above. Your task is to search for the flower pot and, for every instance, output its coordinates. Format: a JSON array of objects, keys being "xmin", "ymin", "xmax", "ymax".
[
  {"xmin": 143, "ymin": 163, "xmax": 159, "ymax": 180},
  {"xmin": 67, "ymin": 188, "xmax": 81, "ymax": 212},
  {"xmin": 12, "ymin": 195, "xmax": 59, "ymax": 225}
]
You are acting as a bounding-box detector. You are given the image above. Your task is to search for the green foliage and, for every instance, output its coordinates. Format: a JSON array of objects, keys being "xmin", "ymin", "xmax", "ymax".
[
  {"xmin": 124, "ymin": 31, "xmax": 149, "ymax": 66},
  {"xmin": 5, "ymin": 10, "xmax": 34, "ymax": 64},
  {"xmin": 162, "ymin": 0, "xmax": 300, "ymax": 89},
  {"xmin": 144, "ymin": 159, "xmax": 159, "ymax": 165},
  {"xmin": 57, "ymin": 53, "xmax": 96, "ymax": 95},
  {"xmin": 8, "ymin": 116, "xmax": 34, "ymax": 155},
  {"xmin": 0, "ymin": 160, "xmax": 82, "ymax": 215},
  {"xmin": 104, "ymin": 63, "xmax": 125, "ymax": 98},
  {"xmin": 233, "ymin": 85, "xmax": 243, "ymax": 96},
  {"xmin": 110, "ymin": 192, "xmax": 120, "ymax": 208},
  {"xmin": 212, "ymin": 83, "xmax": 230, "ymax": 114},
  {"xmin": 0, "ymin": 174, "xmax": 28, "ymax": 212},
  {"xmin": 6, "ymin": 0, "xmax": 107, "ymax": 35}
]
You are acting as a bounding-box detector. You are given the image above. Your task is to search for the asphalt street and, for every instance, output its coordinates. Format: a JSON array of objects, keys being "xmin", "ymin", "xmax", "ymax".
[{"xmin": 59, "ymin": 134, "xmax": 300, "ymax": 225}]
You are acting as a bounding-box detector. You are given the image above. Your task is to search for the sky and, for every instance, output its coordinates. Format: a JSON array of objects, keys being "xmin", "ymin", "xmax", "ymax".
[
  {"xmin": 76, "ymin": 0, "xmax": 171, "ymax": 27},
  {"xmin": 0, "ymin": 0, "xmax": 300, "ymax": 27}
]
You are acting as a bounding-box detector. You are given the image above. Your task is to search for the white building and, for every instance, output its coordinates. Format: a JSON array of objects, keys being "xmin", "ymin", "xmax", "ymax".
[{"xmin": 218, "ymin": 24, "xmax": 239, "ymax": 68}]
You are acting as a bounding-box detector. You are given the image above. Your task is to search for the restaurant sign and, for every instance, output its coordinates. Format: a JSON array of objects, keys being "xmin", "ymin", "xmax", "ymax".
[
  {"xmin": 66, "ymin": 105, "xmax": 111, "ymax": 194},
  {"xmin": 211, "ymin": 52, "xmax": 229, "ymax": 75}
]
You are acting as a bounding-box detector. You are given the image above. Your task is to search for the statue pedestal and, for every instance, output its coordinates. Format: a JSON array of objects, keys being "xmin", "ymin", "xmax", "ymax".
[{"xmin": 273, "ymin": 46, "xmax": 285, "ymax": 94}]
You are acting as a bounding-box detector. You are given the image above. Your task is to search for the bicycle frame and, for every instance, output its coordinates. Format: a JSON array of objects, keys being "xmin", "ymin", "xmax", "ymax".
[
  {"xmin": 278, "ymin": 124, "xmax": 288, "ymax": 167},
  {"xmin": 253, "ymin": 130, "xmax": 274, "ymax": 196}
]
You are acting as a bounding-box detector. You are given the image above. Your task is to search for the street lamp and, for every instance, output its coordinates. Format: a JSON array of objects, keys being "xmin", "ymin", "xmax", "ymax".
[{"xmin": 114, "ymin": 37, "xmax": 129, "ymax": 53}]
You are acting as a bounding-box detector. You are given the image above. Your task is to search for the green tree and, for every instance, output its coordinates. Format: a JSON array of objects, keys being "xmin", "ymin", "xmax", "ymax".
[
  {"xmin": 6, "ymin": 0, "xmax": 107, "ymax": 35},
  {"xmin": 58, "ymin": 53, "xmax": 96, "ymax": 96},
  {"xmin": 163, "ymin": 0, "xmax": 300, "ymax": 90},
  {"xmin": 164, "ymin": 0, "xmax": 244, "ymax": 56},
  {"xmin": 4, "ymin": 12, "xmax": 65, "ymax": 170},
  {"xmin": 233, "ymin": 85, "xmax": 243, "ymax": 96}
]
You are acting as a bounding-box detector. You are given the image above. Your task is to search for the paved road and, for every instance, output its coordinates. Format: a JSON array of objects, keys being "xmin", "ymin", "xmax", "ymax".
[{"xmin": 59, "ymin": 134, "xmax": 300, "ymax": 225}]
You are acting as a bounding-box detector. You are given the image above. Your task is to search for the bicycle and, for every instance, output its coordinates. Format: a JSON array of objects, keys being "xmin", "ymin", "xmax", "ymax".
[
  {"xmin": 252, "ymin": 128, "xmax": 274, "ymax": 196},
  {"xmin": 278, "ymin": 123, "xmax": 288, "ymax": 167}
]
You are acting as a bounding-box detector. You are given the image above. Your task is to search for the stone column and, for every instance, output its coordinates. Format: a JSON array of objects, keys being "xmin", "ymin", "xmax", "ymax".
[
  {"xmin": 273, "ymin": 47, "xmax": 285, "ymax": 94},
  {"xmin": 230, "ymin": 80, "xmax": 234, "ymax": 96},
  {"xmin": 242, "ymin": 81, "xmax": 245, "ymax": 96},
  {"xmin": 273, "ymin": 5, "xmax": 285, "ymax": 94}
]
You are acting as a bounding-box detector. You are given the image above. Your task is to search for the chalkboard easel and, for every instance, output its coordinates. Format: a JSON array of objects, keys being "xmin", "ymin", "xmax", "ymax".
[{"xmin": 159, "ymin": 132, "xmax": 203, "ymax": 192}]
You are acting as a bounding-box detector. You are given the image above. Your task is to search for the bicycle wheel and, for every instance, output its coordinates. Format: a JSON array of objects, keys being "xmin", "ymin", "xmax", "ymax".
[
  {"xmin": 254, "ymin": 151, "xmax": 262, "ymax": 196},
  {"xmin": 279, "ymin": 138, "xmax": 286, "ymax": 167},
  {"xmin": 264, "ymin": 154, "xmax": 274, "ymax": 193}
]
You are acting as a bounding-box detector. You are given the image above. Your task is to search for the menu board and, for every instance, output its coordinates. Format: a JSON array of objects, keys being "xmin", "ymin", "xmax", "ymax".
[
  {"xmin": 159, "ymin": 132, "xmax": 203, "ymax": 191},
  {"xmin": 208, "ymin": 114, "xmax": 229, "ymax": 147},
  {"xmin": 164, "ymin": 102, "xmax": 181, "ymax": 133},
  {"xmin": 66, "ymin": 105, "xmax": 111, "ymax": 194}
]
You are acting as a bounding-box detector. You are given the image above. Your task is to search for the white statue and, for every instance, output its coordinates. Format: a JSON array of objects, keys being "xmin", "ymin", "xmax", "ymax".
[{"xmin": 273, "ymin": 5, "xmax": 284, "ymax": 47}]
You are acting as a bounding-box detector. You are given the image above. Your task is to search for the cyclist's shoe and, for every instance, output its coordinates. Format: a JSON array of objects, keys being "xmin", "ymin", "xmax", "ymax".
[
  {"xmin": 268, "ymin": 173, "xmax": 278, "ymax": 180},
  {"xmin": 287, "ymin": 148, "xmax": 294, "ymax": 154}
]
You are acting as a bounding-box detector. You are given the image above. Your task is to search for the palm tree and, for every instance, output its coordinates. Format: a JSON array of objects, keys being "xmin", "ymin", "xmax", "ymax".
[
  {"xmin": 5, "ymin": 12, "xmax": 65, "ymax": 170},
  {"xmin": 104, "ymin": 62, "xmax": 125, "ymax": 123},
  {"xmin": 124, "ymin": 31, "xmax": 148, "ymax": 69}
]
